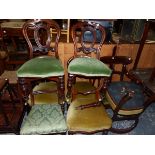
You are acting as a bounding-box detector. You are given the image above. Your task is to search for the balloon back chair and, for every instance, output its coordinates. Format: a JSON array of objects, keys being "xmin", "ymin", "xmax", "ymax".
[
  {"xmin": 17, "ymin": 19, "xmax": 67, "ymax": 135},
  {"xmin": 100, "ymin": 55, "xmax": 155, "ymax": 134},
  {"xmin": 66, "ymin": 21, "xmax": 112, "ymax": 134}
]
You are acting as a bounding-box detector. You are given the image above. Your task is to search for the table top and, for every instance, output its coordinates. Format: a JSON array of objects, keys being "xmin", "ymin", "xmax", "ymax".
[
  {"xmin": 1, "ymin": 22, "xmax": 25, "ymax": 29},
  {"xmin": 1, "ymin": 22, "xmax": 25, "ymax": 37}
]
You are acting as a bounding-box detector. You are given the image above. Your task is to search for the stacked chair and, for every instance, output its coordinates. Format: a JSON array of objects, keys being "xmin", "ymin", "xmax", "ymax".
[
  {"xmin": 17, "ymin": 19, "xmax": 67, "ymax": 135},
  {"xmin": 0, "ymin": 19, "xmax": 153, "ymax": 135},
  {"xmin": 17, "ymin": 20, "xmax": 154, "ymax": 135},
  {"xmin": 66, "ymin": 21, "xmax": 112, "ymax": 134}
]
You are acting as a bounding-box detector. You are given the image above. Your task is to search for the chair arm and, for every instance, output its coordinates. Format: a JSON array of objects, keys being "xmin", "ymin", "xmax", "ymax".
[{"xmin": 126, "ymin": 71, "xmax": 143, "ymax": 85}]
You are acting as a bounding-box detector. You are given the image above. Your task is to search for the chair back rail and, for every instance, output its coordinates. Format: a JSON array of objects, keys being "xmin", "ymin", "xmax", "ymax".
[
  {"xmin": 100, "ymin": 56, "xmax": 132, "ymax": 82},
  {"xmin": 22, "ymin": 19, "xmax": 60, "ymax": 59},
  {"xmin": 72, "ymin": 21, "xmax": 106, "ymax": 59}
]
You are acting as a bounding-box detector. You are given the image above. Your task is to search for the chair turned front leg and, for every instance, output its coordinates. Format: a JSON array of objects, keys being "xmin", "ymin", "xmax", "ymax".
[
  {"xmin": 66, "ymin": 74, "xmax": 75, "ymax": 101},
  {"xmin": 58, "ymin": 76, "xmax": 65, "ymax": 111},
  {"xmin": 18, "ymin": 77, "xmax": 31, "ymax": 113},
  {"xmin": 101, "ymin": 77, "xmax": 109, "ymax": 94},
  {"xmin": 7, "ymin": 83, "xmax": 16, "ymax": 110}
]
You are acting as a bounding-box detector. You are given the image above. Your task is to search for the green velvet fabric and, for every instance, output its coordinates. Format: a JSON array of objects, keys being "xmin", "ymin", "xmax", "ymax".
[
  {"xmin": 17, "ymin": 56, "xmax": 64, "ymax": 78},
  {"xmin": 68, "ymin": 57, "xmax": 112, "ymax": 77},
  {"xmin": 20, "ymin": 104, "xmax": 67, "ymax": 135}
]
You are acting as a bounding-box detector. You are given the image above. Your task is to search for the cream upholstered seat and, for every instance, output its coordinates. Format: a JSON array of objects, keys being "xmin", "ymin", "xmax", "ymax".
[
  {"xmin": 67, "ymin": 94, "xmax": 112, "ymax": 133},
  {"xmin": 66, "ymin": 81, "xmax": 112, "ymax": 134},
  {"xmin": 28, "ymin": 82, "xmax": 58, "ymax": 106}
]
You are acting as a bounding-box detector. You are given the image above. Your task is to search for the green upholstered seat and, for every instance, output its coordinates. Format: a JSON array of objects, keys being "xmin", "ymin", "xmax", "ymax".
[
  {"xmin": 68, "ymin": 57, "xmax": 112, "ymax": 77},
  {"xmin": 20, "ymin": 104, "xmax": 67, "ymax": 135},
  {"xmin": 17, "ymin": 56, "xmax": 64, "ymax": 78}
]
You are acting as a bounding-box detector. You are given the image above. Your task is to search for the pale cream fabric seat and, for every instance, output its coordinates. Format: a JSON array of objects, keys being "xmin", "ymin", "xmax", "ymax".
[
  {"xmin": 66, "ymin": 82, "xmax": 112, "ymax": 134},
  {"xmin": 67, "ymin": 94, "xmax": 112, "ymax": 133},
  {"xmin": 28, "ymin": 82, "xmax": 58, "ymax": 106}
]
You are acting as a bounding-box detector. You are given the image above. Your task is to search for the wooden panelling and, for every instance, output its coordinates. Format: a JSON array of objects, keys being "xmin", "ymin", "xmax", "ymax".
[
  {"xmin": 57, "ymin": 43, "xmax": 155, "ymax": 88},
  {"xmin": 137, "ymin": 44, "xmax": 155, "ymax": 68},
  {"xmin": 59, "ymin": 43, "xmax": 155, "ymax": 69}
]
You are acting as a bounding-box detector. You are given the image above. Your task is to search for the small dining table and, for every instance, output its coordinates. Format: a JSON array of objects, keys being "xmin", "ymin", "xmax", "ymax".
[
  {"xmin": 1, "ymin": 21, "xmax": 25, "ymax": 51},
  {"xmin": 1, "ymin": 21, "xmax": 29, "ymax": 67}
]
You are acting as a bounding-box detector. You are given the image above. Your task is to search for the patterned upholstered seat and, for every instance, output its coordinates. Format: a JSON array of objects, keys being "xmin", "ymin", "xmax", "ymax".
[
  {"xmin": 20, "ymin": 104, "xmax": 67, "ymax": 135},
  {"xmin": 107, "ymin": 81, "xmax": 144, "ymax": 115}
]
